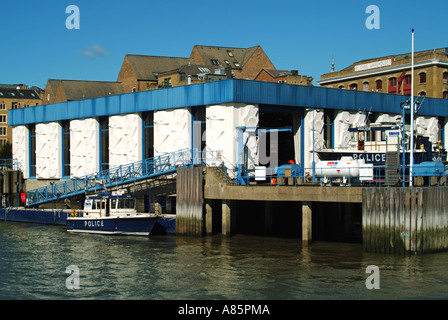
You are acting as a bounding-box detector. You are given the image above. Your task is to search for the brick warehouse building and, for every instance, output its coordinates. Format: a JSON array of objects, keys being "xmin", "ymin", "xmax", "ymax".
[
  {"xmin": 0, "ymin": 86, "xmax": 42, "ymax": 146},
  {"xmin": 319, "ymin": 48, "xmax": 448, "ymax": 99},
  {"xmin": 42, "ymin": 80, "xmax": 125, "ymax": 105},
  {"xmin": 117, "ymin": 45, "xmax": 279, "ymax": 93}
]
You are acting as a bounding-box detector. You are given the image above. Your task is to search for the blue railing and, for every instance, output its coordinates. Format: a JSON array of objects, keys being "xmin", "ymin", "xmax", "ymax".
[
  {"xmin": 0, "ymin": 159, "xmax": 22, "ymax": 171},
  {"xmin": 26, "ymin": 149, "xmax": 195, "ymax": 207},
  {"xmin": 247, "ymin": 164, "xmax": 448, "ymax": 187}
]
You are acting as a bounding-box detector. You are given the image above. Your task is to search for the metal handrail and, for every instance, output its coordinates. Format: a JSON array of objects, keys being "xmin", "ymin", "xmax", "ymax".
[
  {"xmin": 26, "ymin": 149, "xmax": 194, "ymax": 207},
  {"xmin": 0, "ymin": 158, "xmax": 22, "ymax": 171},
  {"xmin": 196, "ymin": 149, "xmax": 237, "ymax": 183}
]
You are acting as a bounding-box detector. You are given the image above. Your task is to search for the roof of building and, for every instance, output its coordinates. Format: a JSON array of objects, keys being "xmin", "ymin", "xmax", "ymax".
[
  {"xmin": 46, "ymin": 79, "xmax": 62, "ymax": 94},
  {"xmin": 0, "ymin": 84, "xmax": 27, "ymax": 89},
  {"xmin": 191, "ymin": 45, "xmax": 261, "ymax": 69},
  {"xmin": 259, "ymin": 69, "xmax": 299, "ymax": 78},
  {"xmin": 125, "ymin": 55, "xmax": 195, "ymax": 81},
  {"xmin": 332, "ymin": 48, "xmax": 448, "ymax": 74},
  {"xmin": 160, "ymin": 64, "xmax": 227, "ymax": 76},
  {"xmin": 54, "ymin": 80, "xmax": 125, "ymax": 101},
  {"xmin": 0, "ymin": 88, "xmax": 41, "ymax": 100},
  {"xmin": 319, "ymin": 47, "xmax": 448, "ymax": 85}
]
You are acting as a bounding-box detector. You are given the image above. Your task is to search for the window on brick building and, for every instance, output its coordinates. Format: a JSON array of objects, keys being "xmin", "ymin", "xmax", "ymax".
[
  {"xmin": 404, "ymin": 75, "xmax": 411, "ymax": 85},
  {"xmin": 403, "ymin": 75, "xmax": 412, "ymax": 95},
  {"xmin": 419, "ymin": 72, "xmax": 426, "ymax": 84},
  {"xmin": 375, "ymin": 79, "xmax": 382, "ymax": 91},
  {"xmin": 443, "ymin": 91, "xmax": 447, "ymax": 99},
  {"xmin": 388, "ymin": 77, "xmax": 397, "ymax": 94},
  {"xmin": 363, "ymin": 82, "xmax": 369, "ymax": 91},
  {"xmin": 443, "ymin": 71, "xmax": 448, "ymax": 84},
  {"xmin": 419, "ymin": 91, "xmax": 426, "ymax": 97},
  {"xmin": 349, "ymin": 83, "xmax": 357, "ymax": 90}
]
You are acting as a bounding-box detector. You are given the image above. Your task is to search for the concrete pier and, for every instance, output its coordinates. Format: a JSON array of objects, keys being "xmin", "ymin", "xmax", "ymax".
[
  {"xmin": 205, "ymin": 200, "xmax": 213, "ymax": 235},
  {"xmin": 302, "ymin": 202, "xmax": 312, "ymax": 245},
  {"xmin": 222, "ymin": 200, "xmax": 235, "ymax": 236},
  {"xmin": 202, "ymin": 166, "xmax": 362, "ymax": 243}
]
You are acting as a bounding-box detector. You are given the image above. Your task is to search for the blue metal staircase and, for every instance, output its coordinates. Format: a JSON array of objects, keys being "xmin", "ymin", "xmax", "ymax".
[{"xmin": 26, "ymin": 149, "xmax": 197, "ymax": 207}]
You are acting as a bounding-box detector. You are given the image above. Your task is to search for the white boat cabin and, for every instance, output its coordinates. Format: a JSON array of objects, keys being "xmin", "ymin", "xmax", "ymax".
[
  {"xmin": 82, "ymin": 192, "xmax": 138, "ymax": 218},
  {"xmin": 348, "ymin": 124, "xmax": 401, "ymax": 152}
]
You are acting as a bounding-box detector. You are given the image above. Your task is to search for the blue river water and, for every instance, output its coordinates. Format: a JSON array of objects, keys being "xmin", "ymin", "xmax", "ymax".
[{"xmin": 1, "ymin": 220, "xmax": 448, "ymax": 300}]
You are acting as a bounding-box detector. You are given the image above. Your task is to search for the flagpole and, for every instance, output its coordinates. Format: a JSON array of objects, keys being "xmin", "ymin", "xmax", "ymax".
[{"xmin": 410, "ymin": 29, "xmax": 415, "ymax": 187}]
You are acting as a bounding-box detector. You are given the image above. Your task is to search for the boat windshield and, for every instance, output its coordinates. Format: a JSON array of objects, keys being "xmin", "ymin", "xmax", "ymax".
[
  {"xmin": 91, "ymin": 199, "xmax": 106, "ymax": 210},
  {"xmin": 116, "ymin": 198, "xmax": 135, "ymax": 209}
]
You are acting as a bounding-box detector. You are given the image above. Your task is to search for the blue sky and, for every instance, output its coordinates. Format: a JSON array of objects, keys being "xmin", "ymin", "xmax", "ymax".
[{"xmin": 1, "ymin": 0, "xmax": 447, "ymax": 89}]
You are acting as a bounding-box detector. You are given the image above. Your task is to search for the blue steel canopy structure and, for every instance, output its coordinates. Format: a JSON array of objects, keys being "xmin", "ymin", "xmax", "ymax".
[{"xmin": 9, "ymin": 79, "xmax": 448, "ymax": 126}]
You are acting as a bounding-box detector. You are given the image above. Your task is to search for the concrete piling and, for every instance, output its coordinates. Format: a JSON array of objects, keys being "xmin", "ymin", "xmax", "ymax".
[{"xmin": 302, "ymin": 202, "xmax": 312, "ymax": 245}]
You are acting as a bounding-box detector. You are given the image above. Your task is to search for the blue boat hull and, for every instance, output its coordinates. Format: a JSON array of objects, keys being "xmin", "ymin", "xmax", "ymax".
[
  {"xmin": 0, "ymin": 208, "xmax": 68, "ymax": 225},
  {"xmin": 66, "ymin": 216, "xmax": 159, "ymax": 236},
  {"xmin": 157, "ymin": 215, "xmax": 176, "ymax": 234}
]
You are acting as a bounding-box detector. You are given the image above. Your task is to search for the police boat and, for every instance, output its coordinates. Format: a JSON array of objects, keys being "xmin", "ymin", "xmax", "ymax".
[{"xmin": 66, "ymin": 191, "xmax": 159, "ymax": 236}]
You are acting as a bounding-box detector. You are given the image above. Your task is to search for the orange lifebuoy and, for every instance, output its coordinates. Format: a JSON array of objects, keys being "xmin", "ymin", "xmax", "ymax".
[{"xmin": 271, "ymin": 178, "xmax": 277, "ymax": 185}]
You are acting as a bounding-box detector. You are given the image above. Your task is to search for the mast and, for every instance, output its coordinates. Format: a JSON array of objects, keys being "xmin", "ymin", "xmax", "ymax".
[{"xmin": 410, "ymin": 29, "xmax": 415, "ymax": 187}]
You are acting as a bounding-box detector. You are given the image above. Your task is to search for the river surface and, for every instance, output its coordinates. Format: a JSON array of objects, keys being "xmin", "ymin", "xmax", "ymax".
[{"xmin": 1, "ymin": 221, "xmax": 448, "ymax": 300}]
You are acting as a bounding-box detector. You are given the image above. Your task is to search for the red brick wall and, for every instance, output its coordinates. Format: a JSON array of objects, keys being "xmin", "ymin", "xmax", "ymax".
[{"xmin": 117, "ymin": 57, "xmax": 139, "ymax": 93}]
